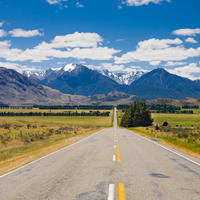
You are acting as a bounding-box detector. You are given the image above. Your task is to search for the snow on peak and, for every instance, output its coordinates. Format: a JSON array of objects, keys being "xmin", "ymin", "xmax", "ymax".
[
  {"xmin": 63, "ymin": 63, "xmax": 77, "ymax": 72},
  {"xmin": 99, "ymin": 69, "xmax": 145, "ymax": 85},
  {"xmin": 51, "ymin": 67, "xmax": 62, "ymax": 71}
]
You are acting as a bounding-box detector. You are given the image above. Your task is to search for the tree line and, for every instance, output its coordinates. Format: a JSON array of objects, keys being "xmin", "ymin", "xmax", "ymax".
[
  {"xmin": 0, "ymin": 111, "xmax": 110, "ymax": 116},
  {"xmin": 120, "ymin": 102, "xmax": 153, "ymax": 127},
  {"xmin": 33, "ymin": 105, "xmax": 113, "ymax": 110}
]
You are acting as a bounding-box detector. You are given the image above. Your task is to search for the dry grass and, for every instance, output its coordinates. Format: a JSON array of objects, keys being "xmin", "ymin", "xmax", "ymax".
[
  {"xmin": 0, "ymin": 127, "xmax": 102, "ymax": 175},
  {"xmin": 128, "ymin": 127, "xmax": 200, "ymax": 160}
]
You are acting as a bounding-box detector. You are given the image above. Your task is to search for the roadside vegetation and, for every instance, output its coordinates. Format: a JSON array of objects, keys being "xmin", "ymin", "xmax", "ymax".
[
  {"xmin": 118, "ymin": 107, "xmax": 200, "ymax": 158},
  {"xmin": 0, "ymin": 109, "xmax": 113, "ymax": 175}
]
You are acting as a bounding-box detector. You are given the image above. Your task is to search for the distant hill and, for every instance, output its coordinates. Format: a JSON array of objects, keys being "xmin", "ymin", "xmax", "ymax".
[
  {"xmin": 0, "ymin": 67, "xmax": 82, "ymax": 105},
  {"xmin": 147, "ymin": 98, "xmax": 200, "ymax": 107}
]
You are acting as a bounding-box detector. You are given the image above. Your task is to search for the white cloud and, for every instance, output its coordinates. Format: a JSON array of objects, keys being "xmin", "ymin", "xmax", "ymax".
[
  {"xmin": 101, "ymin": 63, "xmax": 125, "ymax": 71},
  {"xmin": 166, "ymin": 63, "xmax": 200, "ymax": 80},
  {"xmin": 0, "ymin": 29, "xmax": 7, "ymax": 37},
  {"xmin": 164, "ymin": 61, "xmax": 187, "ymax": 66},
  {"xmin": 137, "ymin": 38, "xmax": 182, "ymax": 49},
  {"xmin": 114, "ymin": 38, "xmax": 200, "ymax": 64},
  {"xmin": 125, "ymin": 0, "xmax": 170, "ymax": 6},
  {"xmin": 116, "ymin": 39, "xmax": 124, "ymax": 42},
  {"xmin": 117, "ymin": 5, "xmax": 123, "ymax": 9},
  {"xmin": 172, "ymin": 28, "xmax": 200, "ymax": 36},
  {"xmin": 48, "ymin": 32, "xmax": 103, "ymax": 48},
  {"xmin": 0, "ymin": 21, "xmax": 5, "ymax": 27},
  {"xmin": 149, "ymin": 60, "xmax": 161, "ymax": 66},
  {"xmin": 46, "ymin": 0, "xmax": 68, "ymax": 5},
  {"xmin": 76, "ymin": 2, "xmax": 84, "ymax": 8},
  {"xmin": 3, "ymin": 32, "xmax": 120, "ymax": 62},
  {"xmin": 64, "ymin": 5, "xmax": 68, "ymax": 8},
  {"xmin": 79, "ymin": 61, "xmax": 86, "ymax": 64},
  {"xmin": 9, "ymin": 29, "xmax": 44, "ymax": 37},
  {"xmin": 57, "ymin": 61, "xmax": 66, "ymax": 64},
  {"xmin": 124, "ymin": 66, "xmax": 148, "ymax": 72},
  {"xmin": 185, "ymin": 37, "xmax": 198, "ymax": 43},
  {"xmin": 0, "ymin": 40, "xmax": 22, "ymax": 60},
  {"xmin": 0, "ymin": 61, "xmax": 41, "ymax": 72}
]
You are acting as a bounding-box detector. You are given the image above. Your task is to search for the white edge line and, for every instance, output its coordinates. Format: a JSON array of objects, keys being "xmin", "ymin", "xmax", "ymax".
[
  {"xmin": 108, "ymin": 184, "xmax": 114, "ymax": 200},
  {"xmin": 128, "ymin": 130, "xmax": 200, "ymax": 167},
  {"xmin": 113, "ymin": 155, "xmax": 116, "ymax": 161},
  {"xmin": 0, "ymin": 129, "xmax": 105, "ymax": 179},
  {"xmin": 114, "ymin": 140, "xmax": 116, "ymax": 142},
  {"xmin": 114, "ymin": 145, "xmax": 116, "ymax": 148}
]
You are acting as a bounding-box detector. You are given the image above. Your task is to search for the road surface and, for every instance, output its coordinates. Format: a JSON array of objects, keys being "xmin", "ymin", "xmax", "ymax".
[{"xmin": 0, "ymin": 108, "xmax": 200, "ymax": 199}]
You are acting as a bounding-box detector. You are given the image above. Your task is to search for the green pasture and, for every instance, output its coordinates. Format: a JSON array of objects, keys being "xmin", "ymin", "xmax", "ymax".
[
  {"xmin": 152, "ymin": 113, "xmax": 200, "ymax": 127},
  {"xmin": 0, "ymin": 115, "xmax": 112, "ymax": 127}
]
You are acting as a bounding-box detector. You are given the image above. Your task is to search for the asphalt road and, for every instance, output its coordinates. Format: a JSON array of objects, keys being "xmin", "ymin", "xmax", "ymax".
[{"xmin": 1, "ymin": 108, "xmax": 200, "ymax": 199}]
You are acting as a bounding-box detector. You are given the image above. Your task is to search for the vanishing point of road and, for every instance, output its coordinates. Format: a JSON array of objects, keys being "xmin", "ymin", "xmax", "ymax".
[{"xmin": 1, "ymin": 108, "xmax": 200, "ymax": 199}]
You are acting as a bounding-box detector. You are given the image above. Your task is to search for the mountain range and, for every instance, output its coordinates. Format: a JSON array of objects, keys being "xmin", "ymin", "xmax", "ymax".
[
  {"xmin": 2, "ymin": 63, "xmax": 200, "ymax": 105},
  {"xmin": 22, "ymin": 63, "xmax": 145, "ymax": 85},
  {"xmin": 21, "ymin": 63, "xmax": 200, "ymax": 100}
]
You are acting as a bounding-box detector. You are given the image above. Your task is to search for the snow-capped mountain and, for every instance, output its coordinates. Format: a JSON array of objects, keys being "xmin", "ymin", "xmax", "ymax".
[
  {"xmin": 21, "ymin": 63, "xmax": 145, "ymax": 85},
  {"xmin": 21, "ymin": 63, "xmax": 78, "ymax": 83},
  {"xmin": 100, "ymin": 69, "xmax": 145, "ymax": 85}
]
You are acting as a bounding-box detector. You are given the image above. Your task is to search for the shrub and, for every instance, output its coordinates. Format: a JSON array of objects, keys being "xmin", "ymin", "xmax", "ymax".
[
  {"xmin": 162, "ymin": 121, "xmax": 168, "ymax": 126},
  {"xmin": 187, "ymin": 135, "xmax": 196, "ymax": 143},
  {"xmin": 27, "ymin": 124, "xmax": 31, "ymax": 129}
]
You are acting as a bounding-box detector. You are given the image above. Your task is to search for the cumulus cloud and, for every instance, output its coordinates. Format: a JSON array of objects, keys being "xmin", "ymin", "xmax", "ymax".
[
  {"xmin": 101, "ymin": 63, "xmax": 125, "ymax": 71},
  {"xmin": 149, "ymin": 60, "xmax": 161, "ymax": 66},
  {"xmin": 0, "ymin": 40, "xmax": 22, "ymax": 60},
  {"xmin": 166, "ymin": 63, "xmax": 200, "ymax": 80},
  {"xmin": 46, "ymin": 0, "xmax": 68, "ymax": 5},
  {"xmin": 185, "ymin": 37, "xmax": 198, "ymax": 43},
  {"xmin": 9, "ymin": 29, "xmax": 44, "ymax": 37},
  {"xmin": 76, "ymin": 2, "xmax": 84, "ymax": 8},
  {"xmin": 1, "ymin": 32, "xmax": 120, "ymax": 62},
  {"xmin": 164, "ymin": 61, "xmax": 187, "ymax": 66},
  {"xmin": 57, "ymin": 61, "xmax": 66, "ymax": 64},
  {"xmin": 172, "ymin": 28, "xmax": 200, "ymax": 36},
  {"xmin": 125, "ymin": 0, "xmax": 170, "ymax": 6},
  {"xmin": 114, "ymin": 38, "xmax": 200, "ymax": 64},
  {"xmin": 0, "ymin": 29, "xmax": 7, "ymax": 37},
  {"xmin": 0, "ymin": 61, "xmax": 41, "ymax": 72}
]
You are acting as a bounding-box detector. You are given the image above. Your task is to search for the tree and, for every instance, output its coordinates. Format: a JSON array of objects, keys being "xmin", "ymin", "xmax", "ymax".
[{"xmin": 120, "ymin": 101, "xmax": 153, "ymax": 127}]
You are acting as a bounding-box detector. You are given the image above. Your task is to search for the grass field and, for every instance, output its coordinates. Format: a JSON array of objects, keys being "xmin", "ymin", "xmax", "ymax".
[{"xmin": 152, "ymin": 113, "xmax": 200, "ymax": 127}]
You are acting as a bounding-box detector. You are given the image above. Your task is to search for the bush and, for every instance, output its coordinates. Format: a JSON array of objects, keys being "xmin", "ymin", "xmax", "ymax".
[
  {"xmin": 162, "ymin": 121, "xmax": 168, "ymax": 126},
  {"xmin": 2, "ymin": 123, "xmax": 12, "ymax": 129},
  {"xmin": 27, "ymin": 124, "xmax": 31, "ymax": 129}
]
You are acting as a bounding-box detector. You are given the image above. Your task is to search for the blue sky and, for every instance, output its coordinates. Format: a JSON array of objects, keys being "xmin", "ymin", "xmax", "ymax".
[{"xmin": 0, "ymin": 0, "xmax": 200, "ymax": 80}]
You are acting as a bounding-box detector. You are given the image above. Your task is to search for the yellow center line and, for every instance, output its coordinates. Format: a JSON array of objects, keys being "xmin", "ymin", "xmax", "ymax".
[
  {"xmin": 116, "ymin": 137, "xmax": 118, "ymax": 142},
  {"xmin": 117, "ymin": 145, "xmax": 120, "ymax": 162},
  {"xmin": 118, "ymin": 183, "xmax": 125, "ymax": 200}
]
